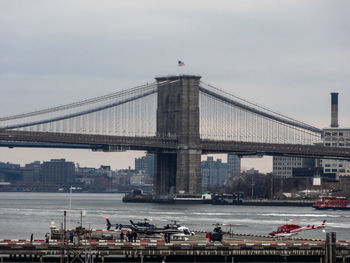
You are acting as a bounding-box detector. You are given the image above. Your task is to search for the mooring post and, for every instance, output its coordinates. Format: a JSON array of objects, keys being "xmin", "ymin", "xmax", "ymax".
[
  {"xmin": 330, "ymin": 232, "xmax": 336, "ymax": 263},
  {"xmin": 325, "ymin": 232, "xmax": 330, "ymax": 263},
  {"xmin": 325, "ymin": 232, "xmax": 337, "ymax": 263}
]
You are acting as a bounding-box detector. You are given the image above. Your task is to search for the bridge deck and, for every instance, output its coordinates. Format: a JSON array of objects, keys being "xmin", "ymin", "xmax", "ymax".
[{"xmin": 1, "ymin": 130, "xmax": 349, "ymax": 159}]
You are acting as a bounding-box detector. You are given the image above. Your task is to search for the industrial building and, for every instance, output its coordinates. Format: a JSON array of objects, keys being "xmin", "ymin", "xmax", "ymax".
[{"xmin": 321, "ymin": 93, "xmax": 350, "ymax": 178}]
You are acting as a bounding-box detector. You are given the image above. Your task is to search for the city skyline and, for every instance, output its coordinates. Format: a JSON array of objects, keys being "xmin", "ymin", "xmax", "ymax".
[
  {"xmin": 0, "ymin": 149, "xmax": 265, "ymax": 173},
  {"xmin": 1, "ymin": 1, "xmax": 349, "ymax": 172}
]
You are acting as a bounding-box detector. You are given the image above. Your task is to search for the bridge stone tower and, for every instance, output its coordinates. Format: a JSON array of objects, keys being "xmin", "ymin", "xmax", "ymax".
[{"xmin": 153, "ymin": 75, "xmax": 202, "ymax": 195}]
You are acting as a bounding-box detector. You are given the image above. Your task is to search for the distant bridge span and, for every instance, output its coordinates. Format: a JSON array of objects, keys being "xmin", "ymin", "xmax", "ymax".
[{"xmin": 1, "ymin": 75, "xmax": 349, "ymax": 194}]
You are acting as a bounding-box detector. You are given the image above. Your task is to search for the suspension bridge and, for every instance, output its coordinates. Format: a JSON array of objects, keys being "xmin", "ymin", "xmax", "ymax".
[{"xmin": 0, "ymin": 75, "xmax": 349, "ymax": 194}]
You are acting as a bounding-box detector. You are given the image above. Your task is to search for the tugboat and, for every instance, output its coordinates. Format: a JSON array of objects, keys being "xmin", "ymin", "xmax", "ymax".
[{"xmin": 313, "ymin": 196, "xmax": 350, "ymax": 210}]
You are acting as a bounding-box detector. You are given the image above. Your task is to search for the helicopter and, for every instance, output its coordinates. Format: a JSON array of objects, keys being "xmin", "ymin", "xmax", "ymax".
[
  {"xmin": 106, "ymin": 218, "xmax": 194, "ymax": 238},
  {"xmin": 207, "ymin": 224, "xmax": 224, "ymax": 242},
  {"xmin": 269, "ymin": 220, "xmax": 326, "ymax": 238},
  {"xmin": 129, "ymin": 219, "xmax": 194, "ymax": 237},
  {"xmin": 106, "ymin": 217, "xmax": 131, "ymax": 231},
  {"xmin": 105, "ymin": 217, "xmax": 156, "ymax": 231},
  {"xmin": 163, "ymin": 220, "xmax": 195, "ymax": 236}
]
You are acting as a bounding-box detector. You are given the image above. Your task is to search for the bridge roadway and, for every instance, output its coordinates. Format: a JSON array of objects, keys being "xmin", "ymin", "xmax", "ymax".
[
  {"xmin": 0, "ymin": 234, "xmax": 349, "ymax": 262},
  {"xmin": 1, "ymin": 129, "xmax": 350, "ymax": 160}
]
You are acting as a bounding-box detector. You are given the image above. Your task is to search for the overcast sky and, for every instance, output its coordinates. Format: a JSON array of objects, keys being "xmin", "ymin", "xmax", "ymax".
[{"xmin": 1, "ymin": 1, "xmax": 349, "ymax": 172}]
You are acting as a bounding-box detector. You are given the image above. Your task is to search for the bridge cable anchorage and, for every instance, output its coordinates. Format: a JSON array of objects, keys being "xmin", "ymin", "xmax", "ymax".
[{"xmin": 199, "ymin": 81, "xmax": 321, "ymax": 145}]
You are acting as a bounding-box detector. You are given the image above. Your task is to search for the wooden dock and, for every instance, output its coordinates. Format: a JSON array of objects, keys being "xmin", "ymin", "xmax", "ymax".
[{"xmin": 0, "ymin": 233, "xmax": 348, "ymax": 262}]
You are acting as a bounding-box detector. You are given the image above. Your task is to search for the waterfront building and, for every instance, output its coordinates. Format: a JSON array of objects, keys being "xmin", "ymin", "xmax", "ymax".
[
  {"xmin": 273, "ymin": 156, "xmax": 315, "ymax": 177},
  {"xmin": 96, "ymin": 165, "xmax": 114, "ymax": 177},
  {"xmin": 321, "ymin": 128, "xmax": 350, "ymax": 178},
  {"xmin": 41, "ymin": 159, "xmax": 75, "ymax": 185},
  {"xmin": 320, "ymin": 93, "xmax": 350, "ymax": 178},
  {"xmin": 227, "ymin": 154, "xmax": 241, "ymax": 177},
  {"xmin": 0, "ymin": 162, "xmax": 22, "ymax": 182},
  {"xmin": 201, "ymin": 155, "xmax": 241, "ymax": 189},
  {"xmin": 201, "ymin": 157, "xmax": 229, "ymax": 189},
  {"xmin": 22, "ymin": 161, "xmax": 41, "ymax": 183},
  {"xmin": 135, "ymin": 154, "xmax": 154, "ymax": 178}
]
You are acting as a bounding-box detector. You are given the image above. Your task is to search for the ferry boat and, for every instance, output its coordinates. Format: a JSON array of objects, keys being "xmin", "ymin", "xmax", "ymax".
[{"xmin": 313, "ymin": 196, "xmax": 350, "ymax": 210}]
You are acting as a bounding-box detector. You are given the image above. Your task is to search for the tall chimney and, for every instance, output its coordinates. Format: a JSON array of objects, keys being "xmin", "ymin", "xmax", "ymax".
[{"xmin": 330, "ymin": 92, "xmax": 339, "ymax": 128}]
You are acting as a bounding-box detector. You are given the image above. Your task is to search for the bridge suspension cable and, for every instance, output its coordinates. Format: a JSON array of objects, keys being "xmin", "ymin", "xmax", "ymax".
[
  {"xmin": 0, "ymin": 82, "xmax": 160, "ymax": 122},
  {"xmin": 199, "ymin": 81, "xmax": 322, "ymax": 145},
  {"xmin": 0, "ymin": 80, "xmax": 178, "ymax": 137},
  {"xmin": 2, "ymin": 89, "xmax": 157, "ymax": 130}
]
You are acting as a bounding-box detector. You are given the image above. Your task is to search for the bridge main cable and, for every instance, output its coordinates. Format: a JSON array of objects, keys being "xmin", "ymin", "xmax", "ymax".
[
  {"xmin": 0, "ymin": 80, "xmax": 179, "ymax": 130},
  {"xmin": 199, "ymin": 82, "xmax": 322, "ymax": 134},
  {"xmin": 0, "ymin": 80, "xmax": 173, "ymax": 122}
]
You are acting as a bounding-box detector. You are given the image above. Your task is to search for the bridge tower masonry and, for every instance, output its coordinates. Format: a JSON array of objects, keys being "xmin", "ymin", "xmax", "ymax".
[{"xmin": 154, "ymin": 75, "xmax": 202, "ymax": 195}]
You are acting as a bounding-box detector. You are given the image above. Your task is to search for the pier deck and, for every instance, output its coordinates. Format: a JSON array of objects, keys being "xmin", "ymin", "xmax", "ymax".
[{"xmin": 0, "ymin": 234, "xmax": 349, "ymax": 262}]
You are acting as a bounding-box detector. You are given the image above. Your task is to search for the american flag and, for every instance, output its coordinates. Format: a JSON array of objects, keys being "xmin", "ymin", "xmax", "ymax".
[{"xmin": 178, "ymin": 60, "xmax": 185, "ymax": 66}]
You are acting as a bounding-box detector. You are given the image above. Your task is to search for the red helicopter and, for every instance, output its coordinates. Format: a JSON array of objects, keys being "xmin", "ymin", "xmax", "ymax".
[{"xmin": 269, "ymin": 220, "xmax": 326, "ymax": 238}]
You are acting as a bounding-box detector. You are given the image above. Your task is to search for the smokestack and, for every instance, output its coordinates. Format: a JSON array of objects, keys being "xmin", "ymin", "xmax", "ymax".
[{"xmin": 330, "ymin": 92, "xmax": 339, "ymax": 128}]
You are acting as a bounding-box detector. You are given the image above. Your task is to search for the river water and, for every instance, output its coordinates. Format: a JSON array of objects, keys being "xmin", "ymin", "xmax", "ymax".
[{"xmin": 0, "ymin": 192, "xmax": 349, "ymax": 240}]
